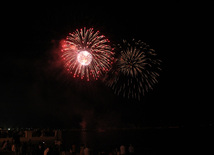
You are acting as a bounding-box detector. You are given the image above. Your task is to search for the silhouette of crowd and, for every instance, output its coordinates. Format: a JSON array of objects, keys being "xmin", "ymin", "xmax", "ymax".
[
  {"xmin": 1, "ymin": 140, "xmax": 136, "ymax": 155},
  {"xmin": 1, "ymin": 129, "xmax": 137, "ymax": 155}
]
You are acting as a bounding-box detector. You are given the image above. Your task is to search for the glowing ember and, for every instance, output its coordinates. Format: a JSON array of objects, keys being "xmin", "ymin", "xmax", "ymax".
[
  {"xmin": 77, "ymin": 50, "xmax": 92, "ymax": 66},
  {"xmin": 104, "ymin": 39, "xmax": 161, "ymax": 100}
]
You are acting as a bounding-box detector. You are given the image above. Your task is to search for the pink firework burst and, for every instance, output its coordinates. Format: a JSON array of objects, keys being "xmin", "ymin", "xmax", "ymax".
[{"xmin": 61, "ymin": 27, "xmax": 114, "ymax": 81}]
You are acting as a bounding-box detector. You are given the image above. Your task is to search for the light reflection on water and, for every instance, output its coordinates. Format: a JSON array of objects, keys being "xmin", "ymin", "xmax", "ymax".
[{"xmin": 80, "ymin": 130, "xmax": 87, "ymax": 145}]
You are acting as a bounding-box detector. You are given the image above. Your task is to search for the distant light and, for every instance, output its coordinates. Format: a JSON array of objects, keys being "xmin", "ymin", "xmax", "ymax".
[
  {"xmin": 77, "ymin": 50, "xmax": 92, "ymax": 66},
  {"xmin": 8, "ymin": 128, "xmax": 11, "ymax": 131}
]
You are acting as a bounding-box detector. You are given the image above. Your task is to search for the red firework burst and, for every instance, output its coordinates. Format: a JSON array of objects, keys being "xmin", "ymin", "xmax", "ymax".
[{"xmin": 61, "ymin": 27, "xmax": 114, "ymax": 81}]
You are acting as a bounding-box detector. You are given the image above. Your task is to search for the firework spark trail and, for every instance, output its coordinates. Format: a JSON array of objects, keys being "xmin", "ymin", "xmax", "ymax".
[
  {"xmin": 104, "ymin": 39, "xmax": 161, "ymax": 100},
  {"xmin": 61, "ymin": 27, "xmax": 114, "ymax": 81}
]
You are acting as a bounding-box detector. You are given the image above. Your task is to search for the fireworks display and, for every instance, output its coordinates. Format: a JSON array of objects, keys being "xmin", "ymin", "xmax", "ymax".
[
  {"xmin": 61, "ymin": 27, "xmax": 114, "ymax": 81},
  {"xmin": 104, "ymin": 39, "xmax": 161, "ymax": 100},
  {"xmin": 60, "ymin": 28, "xmax": 161, "ymax": 100}
]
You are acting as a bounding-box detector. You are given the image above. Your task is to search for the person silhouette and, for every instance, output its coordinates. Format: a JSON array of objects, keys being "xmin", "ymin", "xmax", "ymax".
[
  {"xmin": 120, "ymin": 145, "xmax": 125, "ymax": 155},
  {"xmin": 128, "ymin": 144, "xmax": 134, "ymax": 154}
]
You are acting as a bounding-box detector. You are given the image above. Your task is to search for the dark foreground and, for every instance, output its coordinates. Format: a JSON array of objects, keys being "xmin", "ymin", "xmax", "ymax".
[{"xmin": 1, "ymin": 126, "xmax": 213, "ymax": 155}]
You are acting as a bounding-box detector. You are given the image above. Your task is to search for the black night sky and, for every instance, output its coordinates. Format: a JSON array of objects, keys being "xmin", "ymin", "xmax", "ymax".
[{"xmin": 1, "ymin": 2, "xmax": 212, "ymax": 129}]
